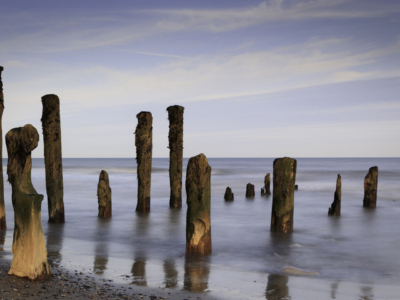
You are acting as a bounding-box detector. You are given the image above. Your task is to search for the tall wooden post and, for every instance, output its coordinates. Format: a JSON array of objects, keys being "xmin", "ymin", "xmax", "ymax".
[
  {"xmin": 0, "ymin": 66, "xmax": 5, "ymax": 229},
  {"xmin": 328, "ymin": 174, "xmax": 341, "ymax": 216},
  {"xmin": 185, "ymin": 153, "xmax": 212, "ymax": 255},
  {"xmin": 363, "ymin": 166, "xmax": 378, "ymax": 208},
  {"xmin": 167, "ymin": 105, "xmax": 184, "ymax": 208},
  {"xmin": 41, "ymin": 94, "xmax": 65, "ymax": 223},
  {"xmin": 6, "ymin": 125, "xmax": 51, "ymax": 280},
  {"xmin": 135, "ymin": 112, "xmax": 152, "ymax": 212},
  {"xmin": 97, "ymin": 170, "xmax": 112, "ymax": 217},
  {"xmin": 270, "ymin": 157, "xmax": 297, "ymax": 233}
]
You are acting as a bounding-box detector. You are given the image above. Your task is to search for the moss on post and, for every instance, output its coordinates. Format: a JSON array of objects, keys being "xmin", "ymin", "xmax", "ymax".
[
  {"xmin": 135, "ymin": 112, "xmax": 152, "ymax": 212},
  {"xmin": 185, "ymin": 153, "xmax": 212, "ymax": 255},
  {"xmin": 41, "ymin": 94, "xmax": 64, "ymax": 223},
  {"xmin": 97, "ymin": 170, "xmax": 112, "ymax": 217},
  {"xmin": 270, "ymin": 157, "xmax": 297, "ymax": 233},
  {"xmin": 6, "ymin": 124, "xmax": 51, "ymax": 281},
  {"xmin": 328, "ymin": 174, "xmax": 341, "ymax": 216},
  {"xmin": 363, "ymin": 166, "xmax": 378, "ymax": 208},
  {"xmin": 167, "ymin": 105, "xmax": 184, "ymax": 208},
  {"xmin": 0, "ymin": 66, "xmax": 5, "ymax": 229}
]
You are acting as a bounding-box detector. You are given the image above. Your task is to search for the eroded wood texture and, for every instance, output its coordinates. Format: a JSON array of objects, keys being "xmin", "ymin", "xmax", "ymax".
[
  {"xmin": 328, "ymin": 174, "xmax": 341, "ymax": 216},
  {"xmin": 41, "ymin": 94, "xmax": 64, "ymax": 223},
  {"xmin": 224, "ymin": 187, "xmax": 234, "ymax": 201},
  {"xmin": 185, "ymin": 153, "xmax": 212, "ymax": 255},
  {"xmin": 167, "ymin": 105, "xmax": 184, "ymax": 208},
  {"xmin": 246, "ymin": 183, "xmax": 255, "ymax": 198},
  {"xmin": 363, "ymin": 166, "xmax": 378, "ymax": 208},
  {"xmin": 270, "ymin": 157, "xmax": 297, "ymax": 233},
  {"xmin": 0, "ymin": 66, "xmax": 6, "ymax": 229},
  {"xmin": 97, "ymin": 170, "xmax": 112, "ymax": 217},
  {"xmin": 135, "ymin": 112, "xmax": 153, "ymax": 212},
  {"xmin": 6, "ymin": 124, "xmax": 51, "ymax": 281}
]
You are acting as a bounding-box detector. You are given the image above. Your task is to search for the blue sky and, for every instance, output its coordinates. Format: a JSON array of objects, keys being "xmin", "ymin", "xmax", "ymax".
[{"xmin": 1, "ymin": 0, "xmax": 400, "ymax": 157}]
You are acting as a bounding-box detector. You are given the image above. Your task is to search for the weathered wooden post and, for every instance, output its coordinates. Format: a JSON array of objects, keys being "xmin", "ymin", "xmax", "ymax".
[
  {"xmin": 328, "ymin": 174, "xmax": 341, "ymax": 216},
  {"xmin": 263, "ymin": 173, "xmax": 271, "ymax": 196},
  {"xmin": 167, "ymin": 105, "xmax": 184, "ymax": 208},
  {"xmin": 186, "ymin": 153, "xmax": 212, "ymax": 255},
  {"xmin": 224, "ymin": 187, "xmax": 234, "ymax": 201},
  {"xmin": 0, "ymin": 66, "xmax": 5, "ymax": 229},
  {"xmin": 270, "ymin": 157, "xmax": 297, "ymax": 233},
  {"xmin": 97, "ymin": 170, "xmax": 112, "ymax": 217},
  {"xmin": 135, "ymin": 112, "xmax": 153, "ymax": 212},
  {"xmin": 246, "ymin": 183, "xmax": 255, "ymax": 198},
  {"xmin": 41, "ymin": 94, "xmax": 65, "ymax": 223},
  {"xmin": 363, "ymin": 166, "xmax": 378, "ymax": 208},
  {"xmin": 6, "ymin": 124, "xmax": 51, "ymax": 280}
]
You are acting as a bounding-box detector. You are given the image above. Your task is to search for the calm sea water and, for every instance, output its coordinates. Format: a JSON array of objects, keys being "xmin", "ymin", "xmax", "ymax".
[{"xmin": 1, "ymin": 158, "xmax": 400, "ymax": 299}]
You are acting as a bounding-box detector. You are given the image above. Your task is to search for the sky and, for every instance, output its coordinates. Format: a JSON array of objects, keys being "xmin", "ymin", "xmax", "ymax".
[{"xmin": 1, "ymin": 0, "xmax": 400, "ymax": 158}]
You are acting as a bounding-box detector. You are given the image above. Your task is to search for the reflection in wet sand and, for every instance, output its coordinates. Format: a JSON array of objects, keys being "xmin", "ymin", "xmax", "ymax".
[
  {"xmin": 163, "ymin": 259, "xmax": 178, "ymax": 288},
  {"xmin": 359, "ymin": 286, "xmax": 374, "ymax": 300},
  {"xmin": 46, "ymin": 224, "xmax": 64, "ymax": 267},
  {"xmin": 0, "ymin": 230, "xmax": 6, "ymax": 256},
  {"xmin": 265, "ymin": 274, "xmax": 290, "ymax": 300},
  {"xmin": 131, "ymin": 254, "xmax": 147, "ymax": 286},
  {"xmin": 93, "ymin": 218, "xmax": 111, "ymax": 275},
  {"xmin": 330, "ymin": 281, "xmax": 339, "ymax": 299},
  {"xmin": 183, "ymin": 256, "xmax": 210, "ymax": 293}
]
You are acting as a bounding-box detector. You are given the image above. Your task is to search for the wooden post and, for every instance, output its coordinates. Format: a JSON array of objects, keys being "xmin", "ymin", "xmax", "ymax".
[
  {"xmin": 6, "ymin": 124, "xmax": 51, "ymax": 280},
  {"xmin": 328, "ymin": 174, "xmax": 341, "ymax": 216},
  {"xmin": 270, "ymin": 157, "xmax": 297, "ymax": 233},
  {"xmin": 224, "ymin": 187, "xmax": 234, "ymax": 201},
  {"xmin": 97, "ymin": 170, "xmax": 112, "ymax": 217},
  {"xmin": 0, "ymin": 66, "xmax": 5, "ymax": 229},
  {"xmin": 185, "ymin": 153, "xmax": 212, "ymax": 255},
  {"xmin": 167, "ymin": 105, "xmax": 184, "ymax": 208},
  {"xmin": 264, "ymin": 173, "xmax": 271, "ymax": 196},
  {"xmin": 41, "ymin": 94, "xmax": 65, "ymax": 223},
  {"xmin": 246, "ymin": 183, "xmax": 255, "ymax": 198},
  {"xmin": 363, "ymin": 166, "xmax": 378, "ymax": 208},
  {"xmin": 135, "ymin": 112, "xmax": 153, "ymax": 212}
]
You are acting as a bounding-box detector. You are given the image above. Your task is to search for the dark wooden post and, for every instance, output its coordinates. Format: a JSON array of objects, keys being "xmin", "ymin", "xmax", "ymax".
[
  {"xmin": 270, "ymin": 157, "xmax": 297, "ymax": 233},
  {"xmin": 41, "ymin": 94, "xmax": 65, "ymax": 223},
  {"xmin": 363, "ymin": 166, "xmax": 378, "ymax": 208},
  {"xmin": 224, "ymin": 187, "xmax": 234, "ymax": 201},
  {"xmin": 135, "ymin": 112, "xmax": 153, "ymax": 212},
  {"xmin": 6, "ymin": 125, "xmax": 51, "ymax": 280},
  {"xmin": 0, "ymin": 66, "xmax": 5, "ymax": 229},
  {"xmin": 246, "ymin": 183, "xmax": 255, "ymax": 198},
  {"xmin": 328, "ymin": 174, "xmax": 341, "ymax": 216},
  {"xmin": 167, "ymin": 105, "xmax": 184, "ymax": 208},
  {"xmin": 97, "ymin": 170, "xmax": 112, "ymax": 217},
  {"xmin": 185, "ymin": 153, "xmax": 212, "ymax": 255},
  {"xmin": 264, "ymin": 173, "xmax": 271, "ymax": 196}
]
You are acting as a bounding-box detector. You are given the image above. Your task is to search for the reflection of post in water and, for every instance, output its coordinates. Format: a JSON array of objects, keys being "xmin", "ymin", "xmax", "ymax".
[
  {"xmin": 131, "ymin": 254, "xmax": 147, "ymax": 286},
  {"xmin": 265, "ymin": 274, "xmax": 290, "ymax": 300},
  {"xmin": 330, "ymin": 281, "xmax": 339, "ymax": 299},
  {"xmin": 183, "ymin": 256, "xmax": 210, "ymax": 293},
  {"xmin": 163, "ymin": 259, "xmax": 178, "ymax": 288},
  {"xmin": 269, "ymin": 232, "xmax": 293, "ymax": 258},
  {"xmin": 360, "ymin": 286, "xmax": 374, "ymax": 300},
  {"xmin": 135, "ymin": 211, "xmax": 150, "ymax": 237},
  {"xmin": 0, "ymin": 229, "xmax": 6, "ymax": 253},
  {"xmin": 93, "ymin": 218, "xmax": 110, "ymax": 275},
  {"xmin": 46, "ymin": 224, "xmax": 65, "ymax": 267}
]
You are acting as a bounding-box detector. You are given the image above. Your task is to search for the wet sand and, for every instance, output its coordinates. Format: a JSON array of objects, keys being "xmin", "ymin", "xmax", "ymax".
[{"xmin": 0, "ymin": 258, "xmax": 221, "ymax": 300}]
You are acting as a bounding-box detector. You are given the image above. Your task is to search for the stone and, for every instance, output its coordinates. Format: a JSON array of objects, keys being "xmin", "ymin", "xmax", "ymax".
[
  {"xmin": 185, "ymin": 153, "xmax": 212, "ymax": 255},
  {"xmin": 167, "ymin": 105, "xmax": 184, "ymax": 208},
  {"xmin": 328, "ymin": 174, "xmax": 341, "ymax": 216},
  {"xmin": 264, "ymin": 173, "xmax": 271, "ymax": 196},
  {"xmin": 97, "ymin": 170, "xmax": 112, "ymax": 217},
  {"xmin": 0, "ymin": 66, "xmax": 5, "ymax": 229},
  {"xmin": 6, "ymin": 124, "xmax": 51, "ymax": 280},
  {"xmin": 270, "ymin": 157, "xmax": 297, "ymax": 233},
  {"xmin": 41, "ymin": 94, "xmax": 65, "ymax": 223},
  {"xmin": 246, "ymin": 183, "xmax": 255, "ymax": 198},
  {"xmin": 135, "ymin": 112, "xmax": 153, "ymax": 212},
  {"xmin": 224, "ymin": 187, "xmax": 234, "ymax": 201},
  {"xmin": 363, "ymin": 166, "xmax": 378, "ymax": 208}
]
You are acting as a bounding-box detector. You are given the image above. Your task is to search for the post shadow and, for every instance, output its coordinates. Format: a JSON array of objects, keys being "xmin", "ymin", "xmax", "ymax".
[
  {"xmin": 330, "ymin": 281, "xmax": 339, "ymax": 299},
  {"xmin": 183, "ymin": 256, "xmax": 211, "ymax": 293},
  {"xmin": 93, "ymin": 218, "xmax": 111, "ymax": 275},
  {"xmin": 163, "ymin": 259, "xmax": 178, "ymax": 288},
  {"xmin": 265, "ymin": 274, "xmax": 290, "ymax": 300}
]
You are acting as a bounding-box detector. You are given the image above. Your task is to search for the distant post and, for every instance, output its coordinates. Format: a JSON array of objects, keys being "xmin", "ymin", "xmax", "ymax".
[
  {"xmin": 6, "ymin": 125, "xmax": 51, "ymax": 280},
  {"xmin": 246, "ymin": 183, "xmax": 255, "ymax": 198},
  {"xmin": 135, "ymin": 112, "xmax": 153, "ymax": 212},
  {"xmin": 0, "ymin": 66, "xmax": 6, "ymax": 229},
  {"xmin": 270, "ymin": 157, "xmax": 297, "ymax": 233},
  {"xmin": 97, "ymin": 170, "xmax": 112, "ymax": 217},
  {"xmin": 167, "ymin": 105, "xmax": 184, "ymax": 208},
  {"xmin": 224, "ymin": 187, "xmax": 234, "ymax": 201},
  {"xmin": 328, "ymin": 174, "xmax": 341, "ymax": 216},
  {"xmin": 186, "ymin": 154, "xmax": 212, "ymax": 255},
  {"xmin": 41, "ymin": 94, "xmax": 65, "ymax": 223},
  {"xmin": 363, "ymin": 166, "xmax": 378, "ymax": 208},
  {"xmin": 264, "ymin": 173, "xmax": 271, "ymax": 196}
]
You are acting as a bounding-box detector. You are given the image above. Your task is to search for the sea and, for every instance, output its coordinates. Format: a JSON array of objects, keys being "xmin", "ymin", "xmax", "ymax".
[{"xmin": 1, "ymin": 157, "xmax": 400, "ymax": 299}]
